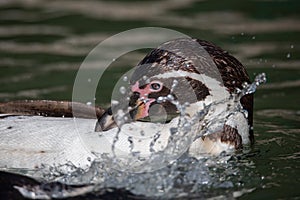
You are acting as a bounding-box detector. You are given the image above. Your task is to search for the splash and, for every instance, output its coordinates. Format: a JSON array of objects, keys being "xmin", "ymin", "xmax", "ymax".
[
  {"xmin": 13, "ymin": 73, "xmax": 266, "ymax": 199},
  {"xmin": 238, "ymin": 72, "xmax": 266, "ymax": 96}
]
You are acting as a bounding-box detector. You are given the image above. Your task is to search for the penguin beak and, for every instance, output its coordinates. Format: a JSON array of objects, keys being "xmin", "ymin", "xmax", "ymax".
[
  {"xmin": 128, "ymin": 89, "xmax": 155, "ymax": 121},
  {"xmin": 94, "ymin": 108, "xmax": 116, "ymax": 132},
  {"xmin": 95, "ymin": 99, "xmax": 154, "ymax": 132},
  {"xmin": 130, "ymin": 99, "xmax": 150, "ymax": 121}
]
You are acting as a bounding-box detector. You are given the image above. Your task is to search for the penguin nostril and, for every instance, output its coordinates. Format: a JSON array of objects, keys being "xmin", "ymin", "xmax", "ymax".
[
  {"xmin": 129, "ymin": 92, "xmax": 140, "ymax": 107},
  {"xmin": 133, "ymin": 92, "xmax": 140, "ymax": 101}
]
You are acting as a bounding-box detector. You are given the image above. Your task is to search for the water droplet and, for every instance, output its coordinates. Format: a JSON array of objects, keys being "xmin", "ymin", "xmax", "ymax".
[
  {"xmin": 171, "ymin": 80, "xmax": 178, "ymax": 92},
  {"xmin": 128, "ymin": 136, "xmax": 134, "ymax": 151},
  {"xmin": 87, "ymin": 78, "xmax": 91, "ymax": 83},
  {"xmin": 290, "ymin": 45, "xmax": 294, "ymax": 49},
  {"xmin": 86, "ymin": 102, "xmax": 92, "ymax": 106},
  {"xmin": 123, "ymin": 76, "xmax": 128, "ymax": 82},
  {"xmin": 241, "ymin": 73, "xmax": 266, "ymax": 95},
  {"xmin": 112, "ymin": 58, "xmax": 116, "ymax": 62},
  {"xmin": 111, "ymin": 100, "xmax": 119, "ymax": 105},
  {"xmin": 157, "ymin": 96, "xmax": 166, "ymax": 103},
  {"xmin": 240, "ymin": 32, "xmax": 244, "ymax": 36},
  {"xmin": 252, "ymin": 36, "xmax": 256, "ymax": 40},
  {"xmin": 272, "ymin": 64, "xmax": 276, "ymax": 68},
  {"xmin": 167, "ymin": 94, "xmax": 174, "ymax": 101},
  {"xmin": 286, "ymin": 53, "xmax": 291, "ymax": 58},
  {"xmin": 119, "ymin": 86, "xmax": 126, "ymax": 94}
]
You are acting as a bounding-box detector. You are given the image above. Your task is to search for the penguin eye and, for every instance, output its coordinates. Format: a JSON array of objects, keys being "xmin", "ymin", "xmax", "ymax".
[{"xmin": 150, "ymin": 82, "xmax": 162, "ymax": 91}]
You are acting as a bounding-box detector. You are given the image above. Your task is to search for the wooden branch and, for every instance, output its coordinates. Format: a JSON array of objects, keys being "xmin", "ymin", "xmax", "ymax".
[{"xmin": 0, "ymin": 100, "xmax": 105, "ymax": 119}]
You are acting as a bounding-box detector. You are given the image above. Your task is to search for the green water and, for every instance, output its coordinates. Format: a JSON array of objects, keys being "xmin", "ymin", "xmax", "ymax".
[{"xmin": 0, "ymin": 0, "xmax": 299, "ymax": 199}]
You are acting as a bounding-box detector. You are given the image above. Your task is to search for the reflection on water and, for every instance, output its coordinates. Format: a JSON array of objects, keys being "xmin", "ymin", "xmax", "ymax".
[{"xmin": 0, "ymin": 0, "xmax": 300, "ymax": 199}]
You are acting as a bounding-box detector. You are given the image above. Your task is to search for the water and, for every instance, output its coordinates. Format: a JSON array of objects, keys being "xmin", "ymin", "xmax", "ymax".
[
  {"xmin": 9, "ymin": 74, "xmax": 264, "ymax": 199},
  {"xmin": 0, "ymin": 0, "xmax": 300, "ymax": 199}
]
